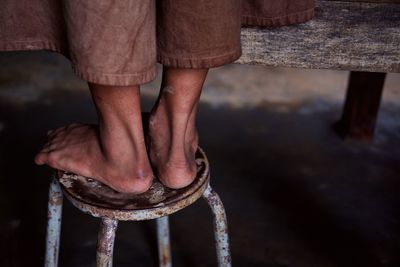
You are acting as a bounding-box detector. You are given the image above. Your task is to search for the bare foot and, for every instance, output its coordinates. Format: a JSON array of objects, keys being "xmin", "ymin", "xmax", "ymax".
[
  {"xmin": 147, "ymin": 67, "xmax": 207, "ymax": 189},
  {"xmin": 148, "ymin": 101, "xmax": 199, "ymax": 189},
  {"xmin": 35, "ymin": 123, "xmax": 153, "ymax": 193},
  {"xmin": 35, "ymin": 83, "xmax": 154, "ymax": 194}
]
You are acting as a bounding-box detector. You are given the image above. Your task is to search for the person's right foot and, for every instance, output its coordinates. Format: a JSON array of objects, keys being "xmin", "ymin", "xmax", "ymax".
[
  {"xmin": 147, "ymin": 67, "xmax": 208, "ymax": 189},
  {"xmin": 148, "ymin": 96, "xmax": 199, "ymax": 189}
]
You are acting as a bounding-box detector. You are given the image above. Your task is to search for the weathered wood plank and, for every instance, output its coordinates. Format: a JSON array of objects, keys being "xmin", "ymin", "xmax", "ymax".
[{"xmin": 237, "ymin": 1, "xmax": 400, "ymax": 73}]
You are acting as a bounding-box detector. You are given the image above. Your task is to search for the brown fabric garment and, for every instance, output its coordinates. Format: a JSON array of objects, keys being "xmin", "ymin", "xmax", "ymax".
[
  {"xmin": 0, "ymin": 0, "xmax": 315, "ymax": 86},
  {"xmin": 156, "ymin": 0, "xmax": 242, "ymax": 69},
  {"xmin": 1, "ymin": 0, "xmax": 158, "ymax": 86},
  {"xmin": 242, "ymin": 0, "xmax": 315, "ymax": 26}
]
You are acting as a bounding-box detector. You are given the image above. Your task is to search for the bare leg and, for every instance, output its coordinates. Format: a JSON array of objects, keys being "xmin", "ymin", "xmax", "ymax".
[
  {"xmin": 148, "ymin": 67, "xmax": 208, "ymax": 189},
  {"xmin": 35, "ymin": 83, "xmax": 153, "ymax": 193}
]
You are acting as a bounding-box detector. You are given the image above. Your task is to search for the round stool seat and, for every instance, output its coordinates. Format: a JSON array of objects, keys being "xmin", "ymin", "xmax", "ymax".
[{"xmin": 58, "ymin": 147, "xmax": 210, "ymax": 221}]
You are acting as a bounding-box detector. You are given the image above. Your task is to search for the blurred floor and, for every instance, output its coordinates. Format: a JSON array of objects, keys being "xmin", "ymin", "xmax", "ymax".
[{"xmin": 0, "ymin": 51, "xmax": 399, "ymax": 267}]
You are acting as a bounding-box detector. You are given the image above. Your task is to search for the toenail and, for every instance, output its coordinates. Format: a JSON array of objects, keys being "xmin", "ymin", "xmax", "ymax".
[{"xmin": 40, "ymin": 147, "xmax": 51, "ymax": 153}]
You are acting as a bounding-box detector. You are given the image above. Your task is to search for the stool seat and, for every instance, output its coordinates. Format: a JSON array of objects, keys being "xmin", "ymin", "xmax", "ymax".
[{"xmin": 58, "ymin": 148, "xmax": 210, "ymax": 221}]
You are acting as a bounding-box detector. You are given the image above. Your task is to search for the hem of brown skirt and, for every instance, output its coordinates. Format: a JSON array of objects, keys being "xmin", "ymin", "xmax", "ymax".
[
  {"xmin": 72, "ymin": 64, "xmax": 157, "ymax": 86},
  {"xmin": 0, "ymin": 40, "xmax": 157, "ymax": 86},
  {"xmin": 241, "ymin": 7, "xmax": 315, "ymax": 27},
  {"xmin": 157, "ymin": 48, "xmax": 242, "ymax": 69}
]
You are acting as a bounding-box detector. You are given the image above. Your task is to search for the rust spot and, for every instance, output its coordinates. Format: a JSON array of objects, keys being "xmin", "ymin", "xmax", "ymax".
[
  {"xmin": 49, "ymin": 194, "xmax": 62, "ymax": 206},
  {"xmin": 161, "ymin": 246, "xmax": 170, "ymax": 266}
]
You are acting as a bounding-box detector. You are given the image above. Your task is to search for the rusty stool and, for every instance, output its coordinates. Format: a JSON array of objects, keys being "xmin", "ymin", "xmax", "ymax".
[{"xmin": 44, "ymin": 147, "xmax": 231, "ymax": 267}]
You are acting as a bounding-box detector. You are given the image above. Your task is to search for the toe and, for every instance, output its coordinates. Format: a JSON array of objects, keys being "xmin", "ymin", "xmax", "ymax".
[
  {"xmin": 46, "ymin": 152, "xmax": 61, "ymax": 169},
  {"xmin": 50, "ymin": 126, "xmax": 67, "ymax": 137},
  {"xmin": 40, "ymin": 147, "xmax": 51, "ymax": 153},
  {"xmin": 47, "ymin": 129, "xmax": 54, "ymax": 136},
  {"xmin": 43, "ymin": 139, "xmax": 53, "ymax": 149},
  {"xmin": 67, "ymin": 122, "xmax": 84, "ymax": 129},
  {"xmin": 34, "ymin": 152, "xmax": 48, "ymax": 165}
]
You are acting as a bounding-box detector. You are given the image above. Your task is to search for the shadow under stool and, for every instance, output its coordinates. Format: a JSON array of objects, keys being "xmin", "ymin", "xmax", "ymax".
[{"xmin": 44, "ymin": 147, "xmax": 232, "ymax": 267}]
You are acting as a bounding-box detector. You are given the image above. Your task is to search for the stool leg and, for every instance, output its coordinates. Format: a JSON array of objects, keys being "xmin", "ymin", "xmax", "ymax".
[
  {"xmin": 45, "ymin": 178, "xmax": 63, "ymax": 267},
  {"xmin": 203, "ymin": 184, "xmax": 232, "ymax": 267},
  {"xmin": 97, "ymin": 218, "xmax": 118, "ymax": 267},
  {"xmin": 156, "ymin": 216, "xmax": 172, "ymax": 267}
]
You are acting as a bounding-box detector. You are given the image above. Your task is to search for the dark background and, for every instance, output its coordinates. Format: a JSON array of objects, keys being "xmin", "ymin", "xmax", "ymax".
[{"xmin": 0, "ymin": 51, "xmax": 399, "ymax": 267}]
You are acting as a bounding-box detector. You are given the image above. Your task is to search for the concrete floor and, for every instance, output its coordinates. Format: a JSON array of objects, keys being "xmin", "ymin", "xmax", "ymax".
[{"xmin": 0, "ymin": 51, "xmax": 399, "ymax": 267}]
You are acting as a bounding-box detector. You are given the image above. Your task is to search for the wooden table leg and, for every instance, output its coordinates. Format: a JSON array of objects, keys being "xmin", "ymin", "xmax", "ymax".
[{"xmin": 334, "ymin": 71, "xmax": 386, "ymax": 141}]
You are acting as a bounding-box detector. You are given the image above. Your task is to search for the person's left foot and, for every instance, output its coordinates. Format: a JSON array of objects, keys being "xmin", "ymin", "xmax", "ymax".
[{"xmin": 35, "ymin": 123, "xmax": 154, "ymax": 194}]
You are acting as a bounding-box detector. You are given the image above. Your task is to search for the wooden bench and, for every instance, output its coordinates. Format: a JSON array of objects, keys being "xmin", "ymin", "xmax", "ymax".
[{"xmin": 237, "ymin": 0, "xmax": 400, "ymax": 140}]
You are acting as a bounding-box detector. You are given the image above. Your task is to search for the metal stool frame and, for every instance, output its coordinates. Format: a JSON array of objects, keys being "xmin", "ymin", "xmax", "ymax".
[{"xmin": 44, "ymin": 149, "xmax": 231, "ymax": 267}]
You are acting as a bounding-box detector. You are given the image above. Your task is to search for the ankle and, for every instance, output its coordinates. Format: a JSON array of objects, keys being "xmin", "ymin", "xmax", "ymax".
[{"xmin": 97, "ymin": 123, "xmax": 145, "ymax": 163}]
